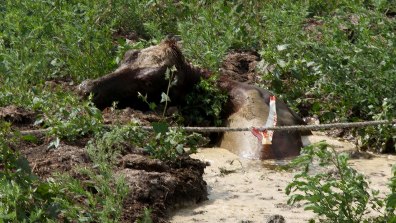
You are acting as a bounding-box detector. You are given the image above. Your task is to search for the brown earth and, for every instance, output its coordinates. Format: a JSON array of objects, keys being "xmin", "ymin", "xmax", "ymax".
[
  {"xmin": 0, "ymin": 105, "xmax": 36, "ymax": 130},
  {"xmin": 2, "ymin": 101, "xmax": 208, "ymax": 223},
  {"xmin": 220, "ymin": 50, "xmax": 261, "ymax": 84},
  {"xmin": 11, "ymin": 138, "xmax": 208, "ymax": 223}
]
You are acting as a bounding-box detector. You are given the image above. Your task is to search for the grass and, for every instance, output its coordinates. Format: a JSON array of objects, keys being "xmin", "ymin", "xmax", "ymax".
[{"xmin": 0, "ymin": 0, "xmax": 395, "ymax": 221}]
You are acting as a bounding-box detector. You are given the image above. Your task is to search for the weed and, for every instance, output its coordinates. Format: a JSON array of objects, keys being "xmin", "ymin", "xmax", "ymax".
[
  {"xmin": 286, "ymin": 141, "xmax": 396, "ymax": 222},
  {"xmin": 0, "ymin": 122, "xmax": 59, "ymax": 221},
  {"xmin": 136, "ymin": 207, "xmax": 153, "ymax": 223},
  {"xmin": 184, "ymin": 75, "xmax": 228, "ymax": 126},
  {"xmin": 0, "ymin": 120, "xmax": 129, "ymax": 222},
  {"xmin": 144, "ymin": 122, "xmax": 204, "ymax": 161},
  {"xmin": 86, "ymin": 122, "xmax": 147, "ymax": 166},
  {"xmin": 53, "ymin": 167, "xmax": 128, "ymax": 222}
]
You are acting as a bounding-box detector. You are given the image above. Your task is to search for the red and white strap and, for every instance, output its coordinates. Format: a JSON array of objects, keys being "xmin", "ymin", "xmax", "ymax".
[{"xmin": 251, "ymin": 95, "xmax": 277, "ymax": 145}]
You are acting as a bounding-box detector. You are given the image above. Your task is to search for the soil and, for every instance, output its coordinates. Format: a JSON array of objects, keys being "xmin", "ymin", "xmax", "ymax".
[
  {"xmin": 0, "ymin": 105, "xmax": 36, "ymax": 130},
  {"xmin": 102, "ymin": 107, "xmax": 164, "ymax": 125},
  {"xmin": 11, "ymin": 138, "xmax": 208, "ymax": 223},
  {"xmin": 220, "ymin": 50, "xmax": 261, "ymax": 84},
  {"xmin": 3, "ymin": 102, "xmax": 208, "ymax": 223}
]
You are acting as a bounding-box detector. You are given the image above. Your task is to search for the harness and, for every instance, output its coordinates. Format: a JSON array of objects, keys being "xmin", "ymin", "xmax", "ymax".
[{"xmin": 251, "ymin": 95, "xmax": 277, "ymax": 145}]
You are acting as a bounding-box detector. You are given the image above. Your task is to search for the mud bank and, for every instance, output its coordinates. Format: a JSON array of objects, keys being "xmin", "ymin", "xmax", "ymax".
[
  {"xmin": 170, "ymin": 132, "xmax": 395, "ymax": 223},
  {"xmin": 17, "ymin": 142, "xmax": 208, "ymax": 223}
]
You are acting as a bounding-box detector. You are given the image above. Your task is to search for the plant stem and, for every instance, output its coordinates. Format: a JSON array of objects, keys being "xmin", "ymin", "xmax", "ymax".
[{"xmin": 162, "ymin": 68, "xmax": 174, "ymax": 118}]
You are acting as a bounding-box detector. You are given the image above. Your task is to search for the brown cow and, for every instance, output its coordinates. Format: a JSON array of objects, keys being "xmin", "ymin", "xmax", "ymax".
[{"xmin": 78, "ymin": 39, "xmax": 310, "ymax": 159}]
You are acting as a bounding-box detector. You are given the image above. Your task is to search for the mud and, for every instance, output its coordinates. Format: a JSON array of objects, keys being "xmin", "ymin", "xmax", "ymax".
[
  {"xmin": 171, "ymin": 132, "xmax": 396, "ymax": 223},
  {"xmin": 220, "ymin": 51, "xmax": 261, "ymax": 84},
  {"xmin": 44, "ymin": 76, "xmax": 77, "ymax": 92},
  {"xmin": 19, "ymin": 143, "xmax": 91, "ymax": 178},
  {"xmin": 0, "ymin": 105, "xmax": 36, "ymax": 128},
  {"xmin": 14, "ymin": 139, "xmax": 208, "ymax": 223},
  {"xmin": 119, "ymin": 154, "xmax": 208, "ymax": 223},
  {"xmin": 102, "ymin": 107, "xmax": 163, "ymax": 125}
]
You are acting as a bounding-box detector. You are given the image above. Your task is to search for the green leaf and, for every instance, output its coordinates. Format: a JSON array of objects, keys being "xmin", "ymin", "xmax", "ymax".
[
  {"xmin": 152, "ymin": 122, "xmax": 169, "ymax": 134},
  {"xmin": 176, "ymin": 144, "xmax": 184, "ymax": 154},
  {"xmin": 387, "ymin": 194, "xmax": 396, "ymax": 208},
  {"xmin": 21, "ymin": 134, "xmax": 38, "ymax": 144},
  {"xmin": 15, "ymin": 156, "xmax": 32, "ymax": 174},
  {"xmin": 304, "ymin": 205, "xmax": 322, "ymax": 213},
  {"xmin": 160, "ymin": 92, "xmax": 171, "ymax": 103}
]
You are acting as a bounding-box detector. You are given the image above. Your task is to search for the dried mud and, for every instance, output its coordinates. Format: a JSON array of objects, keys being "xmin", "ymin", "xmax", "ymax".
[
  {"xmin": 11, "ymin": 139, "xmax": 208, "ymax": 223},
  {"xmin": 220, "ymin": 50, "xmax": 261, "ymax": 84},
  {"xmin": 2, "ymin": 99, "xmax": 208, "ymax": 223}
]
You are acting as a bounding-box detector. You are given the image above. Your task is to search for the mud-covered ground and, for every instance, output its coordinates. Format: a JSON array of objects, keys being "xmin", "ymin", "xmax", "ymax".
[
  {"xmin": 1, "ymin": 104, "xmax": 208, "ymax": 223},
  {"xmin": 170, "ymin": 133, "xmax": 396, "ymax": 223}
]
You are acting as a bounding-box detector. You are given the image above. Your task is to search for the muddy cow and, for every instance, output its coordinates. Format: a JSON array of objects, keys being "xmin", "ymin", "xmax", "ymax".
[
  {"xmin": 78, "ymin": 39, "xmax": 208, "ymax": 110},
  {"xmin": 79, "ymin": 39, "xmax": 310, "ymax": 160},
  {"xmin": 218, "ymin": 77, "xmax": 311, "ymax": 159}
]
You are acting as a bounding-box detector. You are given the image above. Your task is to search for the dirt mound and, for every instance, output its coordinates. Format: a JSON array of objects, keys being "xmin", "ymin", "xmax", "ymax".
[
  {"xmin": 0, "ymin": 105, "xmax": 36, "ymax": 128},
  {"xmin": 20, "ymin": 143, "xmax": 91, "ymax": 178},
  {"xmin": 17, "ymin": 141, "xmax": 207, "ymax": 222},
  {"xmin": 220, "ymin": 51, "xmax": 261, "ymax": 84},
  {"xmin": 102, "ymin": 107, "xmax": 163, "ymax": 125},
  {"xmin": 119, "ymin": 154, "xmax": 208, "ymax": 222},
  {"xmin": 44, "ymin": 76, "xmax": 77, "ymax": 92}
]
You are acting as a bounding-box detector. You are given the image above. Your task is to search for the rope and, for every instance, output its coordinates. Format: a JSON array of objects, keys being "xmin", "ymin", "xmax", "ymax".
[
  {"xmin": 146, "ymin": 120, "xmax": 395, "ymax": 132},
  {"xmin": 18, "ymin": 120, "xmax": 395, "ymax": 136}
]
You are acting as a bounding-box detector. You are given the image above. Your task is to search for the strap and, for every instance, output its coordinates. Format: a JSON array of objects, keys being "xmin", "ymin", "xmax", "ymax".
[{"xmin": 251, "ymin": 95, "xmax": 277, "ymax": 145}]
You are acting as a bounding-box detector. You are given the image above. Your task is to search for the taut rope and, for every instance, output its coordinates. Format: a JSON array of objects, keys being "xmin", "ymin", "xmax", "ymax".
[{"xmin": 17, "ymin": 120, "xmax": 396, "ymax": 136}]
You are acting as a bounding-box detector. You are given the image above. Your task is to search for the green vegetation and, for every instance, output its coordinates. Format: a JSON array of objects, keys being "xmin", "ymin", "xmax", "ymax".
[
  {"xmin": 0, "ymin": 121, "xmax": 128, "ymax": 222},
  {"xmin": 145, "ymin": 122, "xmax": 204, "ymax": 161},
  {"xmin": 286, "ymin": 142, "xmax": 396, "ymax": 222},
  {"xmin": 1, "ymin": 0, "xmax": 395, "ymax": 222},
  {"xmin": 1, "ymin": 0, "xmax": 394, "ymax": 149}
]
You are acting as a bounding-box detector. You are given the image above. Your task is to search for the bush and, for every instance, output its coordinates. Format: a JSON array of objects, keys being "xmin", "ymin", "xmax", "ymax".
[{"xmin": 286, "ymin": 141, "xmax": 396, "ymax": 222}]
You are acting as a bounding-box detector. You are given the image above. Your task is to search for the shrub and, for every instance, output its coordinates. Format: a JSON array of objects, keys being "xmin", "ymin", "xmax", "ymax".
[
  {"xmin": 286, "ymin": 141, "xmax": 396, "ymax": 222},
  {"xmin": 144, "ymin": 122, "xmax": 204, "ymax": 161}
]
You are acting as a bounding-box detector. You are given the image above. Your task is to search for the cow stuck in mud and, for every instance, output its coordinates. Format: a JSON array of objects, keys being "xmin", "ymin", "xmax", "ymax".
[{"xmin": 78, "ymin": 39, "xmax": 311, "ymax": 160}]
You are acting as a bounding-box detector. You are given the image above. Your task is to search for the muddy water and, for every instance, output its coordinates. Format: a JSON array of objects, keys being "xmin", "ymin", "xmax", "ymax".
[{"xmin": 170, "ymin": 132, "xmax": 395, "ymax": 223}]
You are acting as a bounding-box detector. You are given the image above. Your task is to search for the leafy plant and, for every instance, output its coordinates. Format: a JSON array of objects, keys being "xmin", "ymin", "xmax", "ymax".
[
  {"xmin": 53, "ymin": 167, "xmax": 128, "ymax": 222},
  {"xmin": 136, "ymin": 207, "xmax": 153, "ymax": 223},
  {"xmin": 144, "ymin": 122, "xmax": 203, "ymax": 161},
  {"xmin": 86, "ymin": 122, "xmax": 147, "ymax": 165},
  {"xmin": 138, "ymin": 66, "xmax": 178, "ymax": 118},
  {"xmin": 184, "ymin": 75, "xmax": 228, "ymax": 126},
  {"xmin": 387, "ymin": 165, "xmax": 396, "ymax": 221},
  {"xmin": 286, "ymin": 141, "xmax": 395, "ymax": 222},
  {"xmin": 0, "ymin": 122, "xmax": 60, "ymax": 221},
  {"xmin": 356, "ymin": 98, "xmax": 395, "ymax": 152},
  {"xmin": 0, "ymin": 121, "xmax": 129, "ymax": 222}
]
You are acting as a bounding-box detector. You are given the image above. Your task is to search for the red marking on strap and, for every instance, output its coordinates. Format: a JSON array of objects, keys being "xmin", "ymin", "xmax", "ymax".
[
  {"xmin": 251, "ymin": 128, "xmax": 263, "ymax": 141},
  {"xmin": 251, "ymin": 95, "xmax": 277, "ymax": 144}
]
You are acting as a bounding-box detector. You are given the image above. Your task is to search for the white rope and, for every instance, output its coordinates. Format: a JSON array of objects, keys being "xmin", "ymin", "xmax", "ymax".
[
  {"xmin": 145, "ymin": 120, "xmax": 396, "ymax": 133},
  {"xmin": 17, "ymin": 120, "xmax": 395, "ymax": 135}
]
